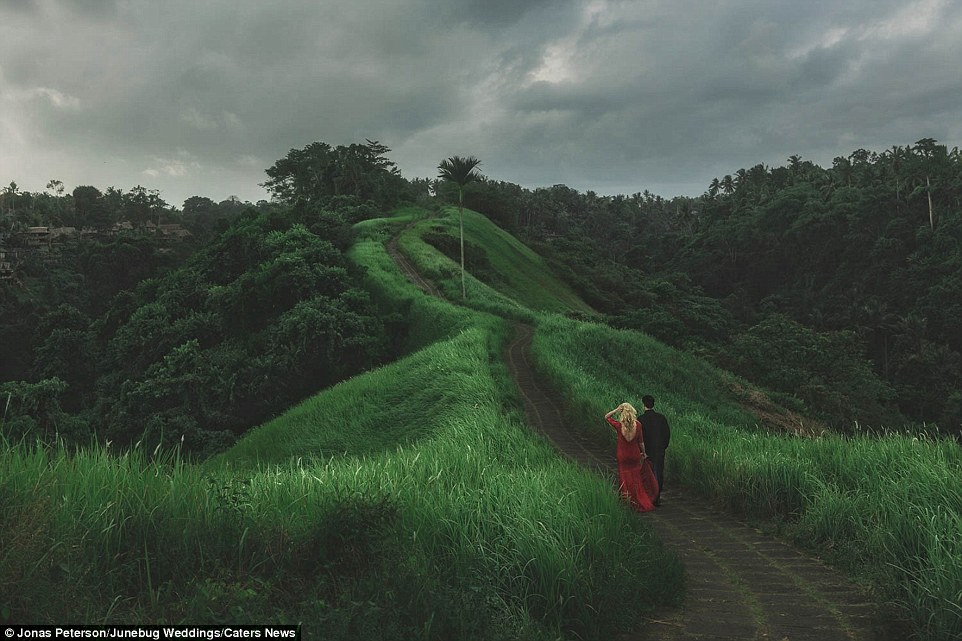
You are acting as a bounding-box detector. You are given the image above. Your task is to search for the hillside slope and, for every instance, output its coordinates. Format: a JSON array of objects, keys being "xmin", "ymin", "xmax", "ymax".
[
  {"xmin": 381, "ymin": 205, "xmax": 962, "ymax": 641},
  {"xmin": 399, "ymin": 206, "xmax": 596, "ymax": 316},
  {"xmin": 214, "ymin": 212, "xmax": 962, "ymax": 639},
  {"xmin": 206, "ymin": 212, "xmax": 684, "ymax": 639}
]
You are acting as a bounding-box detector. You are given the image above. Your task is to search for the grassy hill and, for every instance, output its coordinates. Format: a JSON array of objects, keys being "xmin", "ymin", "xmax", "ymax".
[
  {"xmin": 367, "ymin": 206, "xmax": 962, "ymax": 641},
  {"xmin": 394, "ymin": 206, "xmax": 595, "ymax": 318},
  {"xmin": 3, "ymin": 205, "xmax": 961, "ymax": 640},
  {"xmin": 0, "ymin": 209, "xmax": 681, "ymax": 640}
]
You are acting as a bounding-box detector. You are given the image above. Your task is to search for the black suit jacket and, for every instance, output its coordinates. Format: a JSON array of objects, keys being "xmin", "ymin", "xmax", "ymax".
[{"xmin": 640, "ymin": 409, "xmax": 670, "ymax": 456}]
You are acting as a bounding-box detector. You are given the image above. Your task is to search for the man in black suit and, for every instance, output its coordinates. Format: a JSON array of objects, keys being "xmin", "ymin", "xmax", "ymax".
[{"xmin": 640, "ymin": 395, "xmax": 670, "ymax": 506}]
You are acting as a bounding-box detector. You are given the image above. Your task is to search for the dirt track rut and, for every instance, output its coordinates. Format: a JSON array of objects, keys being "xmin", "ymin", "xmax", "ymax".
[
  {"xmin": 505, "ymin": 323, "xmax": 911, "ymax": 641},
  {"xmin": 388, "ymin": 235, "xmax": 912, "ymax": 640}
]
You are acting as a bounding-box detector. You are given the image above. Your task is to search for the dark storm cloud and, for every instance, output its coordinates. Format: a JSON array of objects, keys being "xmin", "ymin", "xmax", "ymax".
[
  {"xmin": 1, "ymin": 0, "xmax": 960, "ymax": 205},
  {"xmin": 451, "ymin": 0, "xmax": 571, "ymax": 27},
  {"xmin": 474, "ymin": 0, "xmax": 962, "ymax": 195}
]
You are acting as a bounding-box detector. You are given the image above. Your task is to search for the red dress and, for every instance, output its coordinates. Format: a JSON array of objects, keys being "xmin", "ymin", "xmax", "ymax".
[{"xmin": 607, "ymin": 417, "xmax": 659, "ymax": 512}]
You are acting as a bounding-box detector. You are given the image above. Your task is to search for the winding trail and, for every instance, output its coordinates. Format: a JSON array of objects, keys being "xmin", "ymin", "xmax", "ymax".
[
  {"xmin": 386, "ymin": 233, "xmax": 446, "ymax": 300},
  {"xmin": 389, "ymin": 235, "xmax": 912, "ymax": 640},
  {"xmin": 505, "ymin": 323, "xmax": 910, "ymax": 641}
]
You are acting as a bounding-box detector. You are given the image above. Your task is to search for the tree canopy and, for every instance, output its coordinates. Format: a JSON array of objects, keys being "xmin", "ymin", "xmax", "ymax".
[{"xmin": 263, "ymin": 139, "xmax": 413, "ymax": 212}]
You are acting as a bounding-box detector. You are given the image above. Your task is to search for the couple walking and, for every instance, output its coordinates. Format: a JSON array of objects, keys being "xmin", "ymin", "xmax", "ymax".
[{"xmin": 604, "ymin": 396, "xmax": 670, "ymax": 513}]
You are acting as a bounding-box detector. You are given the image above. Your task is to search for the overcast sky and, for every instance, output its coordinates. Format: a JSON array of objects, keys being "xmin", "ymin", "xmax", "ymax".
[{"xmin": 2, "ymin": 0, "xmax": 961, "ymax": 208}]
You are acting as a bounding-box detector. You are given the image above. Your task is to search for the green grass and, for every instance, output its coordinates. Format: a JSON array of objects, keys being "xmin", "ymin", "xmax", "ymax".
[
  {"xmin": 530, "ymin": 313, "xmax": 962, "ymax": 641},
  {"xmin": 0, "ymin": 211, "xmax": 683, "ymax": 639},
  {"xmin": 349, "ymin": 212, "xmax": 484, "ymax": 353},
  {"xmin": 1, "ymin": 325, "xmax": 683, "ymax": 638},
  {"xmin": 528, "ymin": 314, "xmax": 757, "ymax": 445},
  {"xmin": 10, "ymin": 200, "xmax": 959, "ymax": 640},
  {"xmin": 217, "ymin": 323, "xmax": 685, "ymax": 637},
  {"xmin": 398, "ymin": 206, "xmax": 595, "ymax": 319}
]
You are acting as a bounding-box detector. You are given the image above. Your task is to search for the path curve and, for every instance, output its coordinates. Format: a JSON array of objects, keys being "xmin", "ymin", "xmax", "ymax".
[
  {"xmin": 385, "ymin": 232, "xmax": 911, "ymax": 640},
  {"xmin": 386, "ymin": 233, "xmax": 446, "ymax": 300},
  {"xmin": 505, "ymin": 322, "xmax": 911, "ymax": 641}
]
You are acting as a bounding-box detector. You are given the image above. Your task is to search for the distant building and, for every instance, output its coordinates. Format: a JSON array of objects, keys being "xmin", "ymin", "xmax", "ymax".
[
  {"xmin": 0, "ymin": 219, "xmax": 192, "ymax": 274},
  {"xmin": 25, "ymin": 226, "xmax": 51, "ymax": 247},
  {"xmin": 0, "ymin": 249, "xmax": 13, "ymax": 280},
  {"xmin": 49, "ymin": 227, "xmax": 79, "ymax": 242},
  {"xmin": 158, "ymin": 223, "xmax": 191, "ymax": 239}
]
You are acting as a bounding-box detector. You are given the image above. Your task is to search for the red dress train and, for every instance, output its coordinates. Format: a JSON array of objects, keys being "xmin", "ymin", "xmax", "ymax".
[{"xmin": 607, "ymin": 417, "xmax": 659, "ymax": 512}]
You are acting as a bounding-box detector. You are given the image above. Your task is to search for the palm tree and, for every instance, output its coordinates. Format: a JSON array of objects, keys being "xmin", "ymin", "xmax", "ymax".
[
  {"xmin": 707, "ymin": 177, "xmax": 720, "ymax": 199},
  {"xmin": 787, "ymin": 154, "xmax": 802, "ymax": 175},
  {"xmin": 437, "ymin": 155, "xmax": 482, "ymax": 298},
  {"xmin": 720, "ymin": 175, "xmax": 735, "ymax": 195},
  {"xmin": 2, "ymin": 182, "xmax": 19, "ymax": 217},
  {"xmin": 884, "ymin": 145, "xmax": 906, "ymax": 212}
]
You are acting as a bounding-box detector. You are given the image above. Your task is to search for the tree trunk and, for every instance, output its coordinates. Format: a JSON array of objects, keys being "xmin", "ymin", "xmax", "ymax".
[
  {"xmin": 895, "ymin": 174, "xmax": 902, "ymax": 214},
  {"xmin": 926, "ymin": 175, "xmax": 935, "ymax": 230},
  {"xmin": 459, "ymin": 189, "xmax": 466, "ymax": 299}
]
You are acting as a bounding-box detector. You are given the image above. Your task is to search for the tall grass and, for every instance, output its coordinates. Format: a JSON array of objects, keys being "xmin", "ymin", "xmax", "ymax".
[
  {"xmin": 1, "ymin": 213, "xmax": 684, "ymax": 639},
  {"xmin": 532, "ymin": 314, "xmax": 962, "ymax": 641},
  {"xmin": 0, "ymin": 438, "xmax": 264, "ymax": 623},
  {"xmin": 0, "ymin": 326, "xmax": 682, "ymax": 638},
  {"xmin": 529, "ymin": 314, "xmax": 756, "ymax": 445},
  {"xmin": 206, "ymin": 267, "xmax": 684, "ymax": 637},
  {"xmin": 412, "ymin": 207, "xmax": 595, "ymax": 316},
  {"xmin": 389, "ymin": 206, "xmax": 599, "ymax": 322},
  {"xmin": 349, "ymin": 214, "xmax": 482, "ymax": 354}
]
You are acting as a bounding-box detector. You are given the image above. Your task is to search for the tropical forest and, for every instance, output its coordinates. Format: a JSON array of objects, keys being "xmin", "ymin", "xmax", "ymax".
[{"xmin": 1, "ymin": 138, "xmax": 961, "ymax": 640}]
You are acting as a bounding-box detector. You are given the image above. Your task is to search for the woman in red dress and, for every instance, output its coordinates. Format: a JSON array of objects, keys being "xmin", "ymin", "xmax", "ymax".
[{"xmin": 604, "ymin": 402, "xmax": 658, "ymax": 512}]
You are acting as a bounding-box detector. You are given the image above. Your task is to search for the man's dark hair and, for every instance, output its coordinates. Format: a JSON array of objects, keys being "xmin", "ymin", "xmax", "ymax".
[{"xmin": 642, "ymin": 395, "xmax": 655, "ymax": 409}]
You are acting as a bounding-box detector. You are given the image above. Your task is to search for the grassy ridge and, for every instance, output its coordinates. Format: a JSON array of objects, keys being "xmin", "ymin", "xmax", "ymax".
[
  {"xmin": 350, "ymin": 208, "xmax": 483, "ymax": 353},
  {"xmin": 397, "ymin": 206, "xmax": 594, "ymax": 319},
  {"xmin": 531, "ymin": 314, "xmax": 962, "ymax": 641},
  {"xmin": 1, "ymin": 211, "xmax": 684, "ymax": 639},
  {"xmin": 212, "ymin": 323, "xmax": 683, "ymax": 638},
  {"xmin": 530, "ymin": 315, "xmax": 757, "ymax": 440},
  {"xmin": 395, "ymin": 207, "xmax": 962, "ymax": 640},
  {"xmin": 344, "ymin": 206, "xmax": 962, "ymax": 640},
  {"xmin": 14, "ymin": 197, "xmax": 959, "ymax": 640}
]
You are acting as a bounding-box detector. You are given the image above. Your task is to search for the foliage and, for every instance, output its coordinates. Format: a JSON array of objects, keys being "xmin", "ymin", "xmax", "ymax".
[
  {"xmin": 464, "ymin": 140, "xmax": 962, "ymax": 435},
  {"xmin": 531, "ymin": 314, "xmax": 962, "ymax": 641},
  {"xmin": 0, "ymin": 378, "xmax": 87, "ymax": 441},
  {"xmin": 263, "ymin": 140, "xmax": 414, "ymax": 213},
  {"xmin": 672, "ymin": 141, "xmax": 962, "ymax": 433},
  {"xmin": 88, "ymin": 210, "xmax": 387, "ymax": 454},
  {"xmin": 2, "ymin": 201, "xmax": 390, "ymax": 457},
  {"xmin": 721, "ymin": 313, "xmax": 897, "ymax": 428},
  {"xmin": 1, "ymin": 235, "xmax": 684, "ymax": 637}
]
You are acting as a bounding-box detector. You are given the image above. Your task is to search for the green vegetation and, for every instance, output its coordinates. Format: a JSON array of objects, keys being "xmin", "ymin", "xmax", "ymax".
[
  {"xmin": 396, "ymin": 206, "xmax": 594, "ymax": 318},
  {"xmin": 1, "ymin": 142, "xmax": 424, "ymax": 456},
  {"xmin": 530, "ymin": 314, "xmax": 962, "ymax": 641},
  {"xmin": 454, "ymin": 141, "xmax": 962, "ymax": 435},
  {"xmin": 4, "ymin": 138, "xmax": 962, "ymax": 640},
  {"xmin": 1, "ymin": 214, "xmax": 683, "ymax": 639},
  {"xmin": 349, "ymin": 209, "xmax": 484, "ymax": 353},
  {"xmin": 352, "ymin": 202, "xmax": 962, "ymax": 639}
]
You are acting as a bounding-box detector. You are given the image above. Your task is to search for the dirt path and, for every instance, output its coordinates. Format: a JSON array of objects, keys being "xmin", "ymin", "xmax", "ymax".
[
  {"xmin": 386, "ymin": 236, "xmax": 911, "ymax": 640},
  {"xmin": 386, "ymin": 233, "xmax": 446, "ymax": 300},
  {"xmin": 505, "ymin": 323, "xmax": 911, "ymax": 641}
]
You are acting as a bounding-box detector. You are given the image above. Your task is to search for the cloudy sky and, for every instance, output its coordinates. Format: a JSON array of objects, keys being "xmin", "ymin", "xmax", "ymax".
[{"xmin": 2, "ymin": 0, "xmax": 961, "ymax": 208}]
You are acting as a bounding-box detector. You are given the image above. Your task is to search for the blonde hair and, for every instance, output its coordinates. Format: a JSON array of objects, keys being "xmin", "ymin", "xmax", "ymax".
[{"xmin": 619, "ymin": 403, "xmax": 638, "ymax": 441}]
